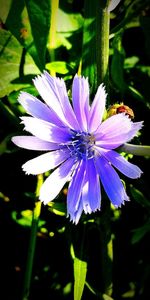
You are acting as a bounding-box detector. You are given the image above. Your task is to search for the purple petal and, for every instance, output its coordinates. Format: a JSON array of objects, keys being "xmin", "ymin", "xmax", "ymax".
[
  {"xmin": 33, "ymin": 72, "xmax": 77, "ymax": 128},
  {"xmin": 69, "ymin": 200, "xmax": 83, "ymax": 225},
  {"xmin": 39, "ymin": 157, "xmax": 77, "ymax": 204},
  {"xmin": 72, "ymin": 75, "xmax": 89, "ymax": 131},
  {"xmin": 95, "ymin": 113, "xmax": 132, "ymax": 139},
  {"xmin": 33, "ymin": 73, "xmax": 64, "ymax": 119},
  {"xmin": 22, "ymin": 149, "xmax": 70, "ymax": 175},
  {"xmin": 21, "ymin": 117, "xmax": 71, "ymax": 143},
  {"xmin": 43, "ymin": 71, "xmax": 80, "ymax": 130},
  {"xmin": 82, "ymin": 159, "xmax": 101, "ymax": 213},
  {"xmin": 99, "ymin": 148, "xmax": 143, "ymax": 179},
  {"xmin": 95, "ymin": 154, "xmax": 130, "ymax": 207},
  {"xmin": 89, "ymin": 84, "xmax": 107, "ymax": 132},
  {"xmin": 12, "ymin": 136, "xmax": 61, "ymax": 151},
  {"xmin": 67, "ymin": 159, "xmax": 86, "ymax": 219},
  {"xmin": 95, "ymin": 114, "xmax": 143, "ymax": 149},
  {"xmin": 126, "ymin": 121, "xmax": 143, "ymax": 141},
  {"xmin": 18, "ymin": 92, "xmax": 67, "ymax": 127}
]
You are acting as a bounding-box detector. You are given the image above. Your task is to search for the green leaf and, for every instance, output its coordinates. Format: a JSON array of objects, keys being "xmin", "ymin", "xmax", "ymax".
[
  {"xmin": 111, "ymin": 32, "xmax": 127, "ymax": 92},
  {"xmin": 54, "ymin": 9, "xmax": 83, "ymax": 50},
  {"xmin": 11, "ymin": 210, "xmax": 46, "ymax": 227},
  {"xmin": 130, "ymin": 185, "xmax": 150, "ymax": 208},
  {"xmin": 0, "ymin": 0, "xmax": 12, "ymax": 22},
  {"xmin": 46, "ymin": 61, "xmax": 75, "ymax": 75},
  {"xmin": 5, "ymin": 0, "xmax": 42, "ymax": 70},
  {"xmin": 25, "ymin": 0, "xmax": 50, "ymax": 69},
  {"xmin": 48, "ymin": 202, "xmax": 66, "ymax": 216},
  {"xmin": 103, "ymin": 294, "xmax": 114, "ymax": 300},
  {"xmin": 127, "ymin": 86, "xmax": 150, "ymax": 109},
  {"xmin": 74, "ymin": 257, "xmax": 87, "ymax": 300},
  {"xmin": 81, "ymin": 1, "xmax": 97, "ymax": 94},
  {"xmin": 124, "ymin": 56, "xmax": 139, "ymax": 69},
  {"xmin": 57, "ymin": 9, "xmax": 83, "ymax": 32},
  {"xmin": 0, "ymin": 28, "xmax": 39, "ymax": 97},
  {"xmin": 111, "ymin": 0, "xmax": 150, "ymax": 34},
  {"xmin": 131, "ymin": 221, "xmax": 150, "ymax": 244}
]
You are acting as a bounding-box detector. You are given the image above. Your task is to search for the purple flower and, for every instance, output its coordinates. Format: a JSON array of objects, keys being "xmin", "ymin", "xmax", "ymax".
[{"xmin": 12, "ymin": 72, "xmax": 143, "ymax": 224}]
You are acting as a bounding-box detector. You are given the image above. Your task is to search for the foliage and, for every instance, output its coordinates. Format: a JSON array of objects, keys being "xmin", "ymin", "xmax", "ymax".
[{"xmin": 0, "ymin": 1, "xmax": 150, "ymax": 300}]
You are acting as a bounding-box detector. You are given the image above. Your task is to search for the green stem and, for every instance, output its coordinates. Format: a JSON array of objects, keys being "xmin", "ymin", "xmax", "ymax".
[
  {"xmin": 96, "ymin": 1, "xmax": 113, "ymax": 296},
  {"xmin": 119, "ymin": 143, "xmax": 150, "ymax": 157},
  {"xmin": 96, "ymin": 4, "xmax": 110, "ymax": 88},
  {"xmin": 82, "ymin": 0, "xmax": 110, "ymax": 95},
  {"xmin": 22, "ymin": 174, "xmax": 43, "ymax": 300},
  {"xmin": 47, "ymin": 0, "xmax": 59, "ymax": 69}
]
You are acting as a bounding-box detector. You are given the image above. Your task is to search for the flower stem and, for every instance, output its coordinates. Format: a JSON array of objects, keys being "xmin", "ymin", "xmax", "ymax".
[
  {"xmin": 22, "ymin": 174, "xmax": 43, "ymax": 300},
  {"xmin": 96, "ymin": 3, "xmax": 110, "ymax": 89},
  {"xmin": 82, "ymin": 0, "xmax": 110, "ymax": 94},
  {"xmin": 119, "ymin": 143, "xmax": 150, "ymax": 157},
  {"xmin": 47, "ymin": 0, "xmax": 59, "ymax": 68},
  {"xmin": 95, "ymin": 1, "xmax": 113, "ymax": 296}
]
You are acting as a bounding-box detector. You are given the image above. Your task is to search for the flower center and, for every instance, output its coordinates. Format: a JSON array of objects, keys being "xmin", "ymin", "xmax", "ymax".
[{"xmin": 68, "ymin": 131, "xmax": 95, "ymax": 160}]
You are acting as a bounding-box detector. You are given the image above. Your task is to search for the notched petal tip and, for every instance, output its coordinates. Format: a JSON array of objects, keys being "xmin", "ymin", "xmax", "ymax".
[
  {"xmin": 40, "ymin": 197, "xmax": 48, "ymax": 205},
  {"xmin": 22, "ymin": 163, "xmax": 33, "ymax": 175}
]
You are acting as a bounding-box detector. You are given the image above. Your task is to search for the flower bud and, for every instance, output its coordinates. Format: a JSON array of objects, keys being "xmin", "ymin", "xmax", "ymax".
[{"xmin": 107, "ymin": 103, "xmax": 134, "ymax": 119}]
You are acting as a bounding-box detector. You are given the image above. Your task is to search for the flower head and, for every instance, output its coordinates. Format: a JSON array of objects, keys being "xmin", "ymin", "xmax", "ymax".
[{"xmin": 12, "ymin": 72, "xmax": 143, "ymax": 224}]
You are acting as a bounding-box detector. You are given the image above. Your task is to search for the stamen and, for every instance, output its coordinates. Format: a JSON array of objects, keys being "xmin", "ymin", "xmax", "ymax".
[{"xmin": 67, "ymin": 131, "xmax": 96, "ymax": 159}]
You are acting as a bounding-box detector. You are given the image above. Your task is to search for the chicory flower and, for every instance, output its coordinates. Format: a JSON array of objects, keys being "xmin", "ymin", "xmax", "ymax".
[{"xmin": 12, "ymin": 72, "xmax": 143, "ymax": 224}]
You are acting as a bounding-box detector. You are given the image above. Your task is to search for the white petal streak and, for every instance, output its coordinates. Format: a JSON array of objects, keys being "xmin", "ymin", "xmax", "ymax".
[
  {"xmin": 89, "ymin": 84, "xmax": 107, "ymax": 132},
  {"xmin": 21, "ymin": 117, "xmax": 71, "ymax": 143},
  {"xmin": 39, "ymin": 157, "xmax": 76, "ymax": 204},
  {"xmin": 19, "ymin": 92, "xmax": 68, "ymax": 127},
  {"xmin": 18, "ymin": 92, "xmax": 52, "ymax": 122},
  {"xmin": 72, "ymin": 75, "xmax": 89, "ymax": 130},
  {"xmin": 33, "ymin": 73, "xmax": 68, "ymax": 125},
  {"xmin": 22, "ymin": 149, "xmax": 70, "ymax": 175},
  {"xmin": 82, "ymin": 159, "xmax": 101, "ymax": 214},
  {"xmin": 43, "ymin": 72, "xmax": 80, "ymax": 130},
  {"xmin": 12, "ymin": 136, "xmax": 61, "ymax": 151},
  {"xmin": 95, "ymin": 113, "xmax": 132, "ymax": 140},
  {"xmin": 67, "ymin": 159, "xmax": 86, "ymax": 215}
]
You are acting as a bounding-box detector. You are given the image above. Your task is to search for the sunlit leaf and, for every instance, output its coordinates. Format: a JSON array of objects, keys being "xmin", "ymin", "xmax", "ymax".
[
  {"xmin": 48, "ymin": 202, "xmax": 66, "ymax": 216},
  {"xmin": 57, "ymin": 9, "xmax": 83, "ymax": 32},
  {"xmin": 74, "ymin": 257, "xmax": 87, "ymax": 300},
  {"xmin": 124, "ymin": 56, "xmax": 139, "ymax": 69},
  {"xmin": 11, "ymin": 209, "xmax": 46, "ymax": 227},
  {"xmin": 54, "ymin": 9, "xmax": 83, "ymax": 50},
  {"xmin": 0, "ymin": 28, "xmax": 39, "ymax": 97},
  {"xmin": 46, "ymin": 61, "xmax": 75, "ymax": 75},
  {"xmin": 5, "ymin": 0, "xmax": 42, "ymax": 70},
  {"xmin": 103, "ymin": 294, "xmax": 114, "ymax": 300}
]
